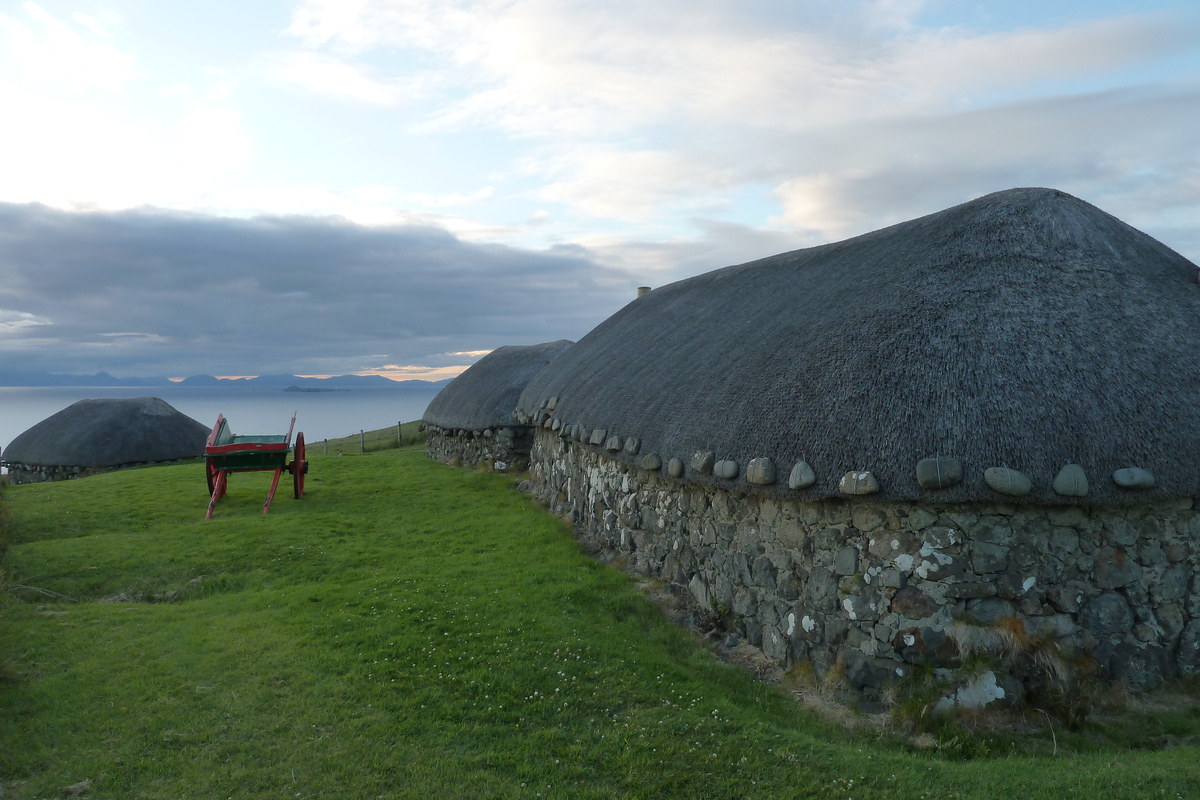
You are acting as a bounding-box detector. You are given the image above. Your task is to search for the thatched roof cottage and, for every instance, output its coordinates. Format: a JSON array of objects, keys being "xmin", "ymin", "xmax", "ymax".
[
  {"xmin": 3, "ymin": 397, "xmax": 209, "ymax": 484},
  {"xmin": 423, "ymin": 339, "xmax": 572, "ymax": 470},
  {"xmin": 516, "ymin": 188, "xmax": 1200, "ymax": 699}
]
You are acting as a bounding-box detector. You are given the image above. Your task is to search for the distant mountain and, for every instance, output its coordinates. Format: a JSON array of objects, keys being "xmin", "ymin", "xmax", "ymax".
[
  {"xmin": 0, "ymin": 370, "xmax": 452, "ymax": 389},
  {"xmin": 177, "ymin": 374, "xmax": 225, "ymax": 386},
  {"xmin": 0, "ymin": 370, "xmax": 173, "ymax": 387},
  {"xmin": 242, "ymin": 373, "xmax": 402, "ymax": 389}
]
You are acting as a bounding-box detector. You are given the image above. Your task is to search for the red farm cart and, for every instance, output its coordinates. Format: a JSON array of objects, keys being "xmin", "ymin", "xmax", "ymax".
[{"xmin": 204, "ymin": 412, "xmax": 308, "ymax": 519}]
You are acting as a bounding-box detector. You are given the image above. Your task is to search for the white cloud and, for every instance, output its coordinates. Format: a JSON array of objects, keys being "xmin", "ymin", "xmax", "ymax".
[
  {"xmin": 355, "ymin": 363, "xmax": 474, "ymax": 380},
  {"xmin": 580, "ymin": 218, "xmax": 816, "ymax": 282},
  {"xmin": 0, "ymin": 2, "xmax": 136, "ymax": 92},
  {"xmin": 531, "ymin": 149, "xmax": 738, "ymax": 222},
  {"xmin": 88, "ymin": 332, "xmax": 172, "ymax": 347},
  {"xmin": 767, "ymin": 85, "xmax": 1200, "ymax": 241},
  {"xmin": 406, "ymin": 186, "xmax": 495, "ymax": 208},
  {"xmin": 0, "ymin": 5, "xmax": 255, "ymax": 213},
  {"xmin": 0, "ymin": 309, "xmax": 51, "ymax": 336},
  {"xmin": 277, "ymin": 0, "xmax": 1200, "ymax": 249},
  {"xmin": 285, "ymin": 1, "xmax": 1199, "ymax": 135},
  {"xmin": 1, "ymin": 0, "xmax": 1197, "ymax": 311},
  {"xmin": 174, "ymin": 103, "xmax": 255, "ymax": 181},
  {"xmin": 0, "ymin": 86, "xmax": 255, "ymax": 211},
  {"xmin": 175, "ymin": 183, "xmax": 520, "ymax": 236},
  {"xmin": 266, "ymin": 51, "xmax": 402, "ymax": 105}
]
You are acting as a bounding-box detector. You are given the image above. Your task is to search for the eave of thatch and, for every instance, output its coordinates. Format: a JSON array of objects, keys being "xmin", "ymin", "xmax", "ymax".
[
  {"xmin": 516, "ymin": 188, "xmax": 1200, "ymax": 505},
  {"xmin": 423, "ymin": 340, "xmax": 573, "ymax": 431}
]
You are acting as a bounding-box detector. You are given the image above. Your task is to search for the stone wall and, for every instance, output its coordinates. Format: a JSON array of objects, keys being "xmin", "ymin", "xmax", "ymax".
[
  {"xmin": 527, "ymin": 428, "xmax": 1200, "ymax": 696},
  {"xmin": 424, "ymin": 425, "xmax": 535, "ymax": 472},
  {"xmin": 5, "ymin": 461, "xmax": 166, "ymax": 484}
]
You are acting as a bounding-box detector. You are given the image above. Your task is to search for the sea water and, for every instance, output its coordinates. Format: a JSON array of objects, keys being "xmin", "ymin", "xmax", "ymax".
[{"xmin": 0, "ymin": 385, "xmax": 443, "ymax": 455}]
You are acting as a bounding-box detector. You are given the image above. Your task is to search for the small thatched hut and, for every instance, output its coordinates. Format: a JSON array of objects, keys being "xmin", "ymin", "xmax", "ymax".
[
  {"xmin": 3, "ymin": 397, "xmax": 208, "ymax": 484},
  {"xmin": 516, "ymin": 188, "xmax": 1200, "ymax": 698},
  {"xmin": 423, "ymin": 340, "xmax": 572, "ymax": 470}
]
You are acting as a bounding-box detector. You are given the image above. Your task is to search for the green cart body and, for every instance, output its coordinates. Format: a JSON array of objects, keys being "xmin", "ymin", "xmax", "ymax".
[{"xmin": 203, "ymin": 413, "xmax": 307, "ymax": 518}]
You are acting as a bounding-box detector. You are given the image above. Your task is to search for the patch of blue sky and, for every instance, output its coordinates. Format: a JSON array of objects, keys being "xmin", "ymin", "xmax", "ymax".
[
  {"xmin": 44, "ymin": 0, "xmax": 292, "ymax": 62},
  {"xmin": 913, "ymin": 1, "xmax": 1200, "ymax": 99},
  {"xmin": 913, "ymin": 0, "xmax": 1199, "ymax": 32},
  {"xmin": 701, "ymin": 184, "xmax": 783, "ymax": 229},
  {"xmin": 214, "ymin": 81, "xmax": 519, "ymax": 202},
  {"xmin": 937, "ymin": 67, "xmax": 1200, "ymax": 120},
  {"xmin": 918, "ymin": 35, "xmax": 1200, "ymax": 113}
]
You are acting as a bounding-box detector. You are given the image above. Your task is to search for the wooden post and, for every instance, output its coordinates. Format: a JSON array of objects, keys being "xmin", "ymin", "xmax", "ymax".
[
  {"xmin": 360, "ymin": 430, "xmax": 365, "ymax": 453},
  {"xmin": 397, "ymin": 422, "xmax": 402, "ymax": 447}
]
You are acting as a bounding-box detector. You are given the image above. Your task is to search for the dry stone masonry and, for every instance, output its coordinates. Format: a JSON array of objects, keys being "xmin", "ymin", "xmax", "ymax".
[
  {"xmin": 4, "ymin": 461, "xmax": 155, "ymax": 484},
  {"xmin": 423, "ymin": 424, "xmax": 533, "ymax": 472},
  {"xmin": 527, "ymin": 428, "xmax": 1200, "ymax": 696}
]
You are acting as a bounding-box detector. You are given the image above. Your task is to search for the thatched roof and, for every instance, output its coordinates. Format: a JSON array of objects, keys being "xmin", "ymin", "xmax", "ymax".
[
  {"xmin": 517, "ymin": 188, "xmax": 1200, "ymax": 504},
  {"xmin": 423, "ymin": 340, "xmax": 574, "ymax": 430},
  {"xmin": 4, "ymin": 397, "xmax": 209, "ymax": 467}
]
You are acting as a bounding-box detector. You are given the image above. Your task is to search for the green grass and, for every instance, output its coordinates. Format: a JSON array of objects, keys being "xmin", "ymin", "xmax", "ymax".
[
  {"xmin": 314, "ymin": 421, "xmax": 423, "ymax": 456},
  {"xmin": 1, "ymin": 448, "xmax": 1198, "ymax": 799}
]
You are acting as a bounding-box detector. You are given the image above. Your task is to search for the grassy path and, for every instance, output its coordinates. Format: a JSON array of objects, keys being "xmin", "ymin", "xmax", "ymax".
[{"xmin": 0, "ymin": 448, "xmax": 1197, "ymax": 798}]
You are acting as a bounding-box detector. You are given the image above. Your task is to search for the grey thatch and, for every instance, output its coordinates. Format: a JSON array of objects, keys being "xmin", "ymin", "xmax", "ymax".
[
  {"xmin": 4, "ymin": 397, "xmax": 209, "ymax": 467},
  {"xmin": 517, "ymin": 188, "xmax": 1200, "ymax": 504},
  {"xmin": 423, "ymin": 340, "xmax": 573, "ymax": 430}
]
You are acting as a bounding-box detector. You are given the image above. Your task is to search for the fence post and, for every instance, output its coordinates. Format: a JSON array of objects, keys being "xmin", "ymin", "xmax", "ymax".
[
  {"xmin": 360, "ymin": 430, "xmax": 365, "ymax": 453},
  {"xmin": 397, "ymin": 421, "xmax": 402, "ymax": 446},
  {"xmin": 323, "ymin": 438, "xmax": 328, "ymax": 455}
]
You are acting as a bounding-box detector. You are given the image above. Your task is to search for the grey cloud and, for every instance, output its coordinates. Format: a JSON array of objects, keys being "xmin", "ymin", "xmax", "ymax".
[
  {"xmin": 576, "ymin": 85, "xmax": 1200, "ymax": 285},
  {"xmin": 0, "ymin": 204, "xmax": 638, "ymax": 376},
  {"xmin": 759, "ymin": 83, "xmax": 1200, "ymax": 259},
  {"xmin": 590, "ymin": 219, "xmax": 820, "ymax": 287}
]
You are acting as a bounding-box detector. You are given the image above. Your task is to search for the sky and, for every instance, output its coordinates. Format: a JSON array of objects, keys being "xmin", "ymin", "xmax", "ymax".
[{"xmin": 0, "ymin": 0, "xmax": 1198, "ymax": 380}]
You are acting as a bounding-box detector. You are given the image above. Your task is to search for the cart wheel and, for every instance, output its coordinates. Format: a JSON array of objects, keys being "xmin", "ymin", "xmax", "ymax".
[
  {"xmin": 293, "ymin": 432, "xmax": 307, "ymax": 499},
  {"xmin": 206, "ymin": 459, "xmax": 219, "ymax": 496}
]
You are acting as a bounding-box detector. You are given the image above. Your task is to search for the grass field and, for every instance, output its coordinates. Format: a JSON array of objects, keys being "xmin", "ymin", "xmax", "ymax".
[
  {"xmin": 311, "ymin": 421, "xmax": 424, "ymax": 456},
  {"xmin": 1, "ymin": 441, "xmax": 1198, "ymax": 799}
]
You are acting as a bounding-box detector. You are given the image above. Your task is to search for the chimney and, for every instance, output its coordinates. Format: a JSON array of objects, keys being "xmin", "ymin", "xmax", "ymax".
[{"xmin": 637, "ymin": 286, "xmax": 651, "ymax": 298}]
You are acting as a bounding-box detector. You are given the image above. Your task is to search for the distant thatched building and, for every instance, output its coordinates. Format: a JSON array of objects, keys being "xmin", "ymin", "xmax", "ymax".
[
  {"xmin": 423, "ymin": 340, "xmax": 572, "ymax": 470},
  {"xmin": 3, "ymin": 397, "xmax": 209, "ymax": 484},
  {"xmin": 515, "ymin": 188, "xmax": 1200, "ymax": 697}
]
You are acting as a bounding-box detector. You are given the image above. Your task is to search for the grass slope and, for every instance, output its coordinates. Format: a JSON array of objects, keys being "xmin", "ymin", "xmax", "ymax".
[{"xmin": 0, "ymin": 448, "xmax": 1197, "ymax": 799}]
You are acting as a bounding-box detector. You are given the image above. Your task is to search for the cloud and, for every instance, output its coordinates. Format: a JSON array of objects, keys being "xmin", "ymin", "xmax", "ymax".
[
  {"xmin": 266, "ymin": 51, "xmax": 406, "ymax": 105},
  {"xmin": 406, "ymin": 186, "xmax": 496, "ymax": 208},
  {"xmin": 767, "ymin": 85, "xmax": 1200, "ymax": 244},
  {"xmin": 2, "ymin": 0, "xmax": 1197, "ymax": 332},
  {"xmin": 0, "ymin": 203, "xmax": 636, "ymax": 376},
  {"xmin": 533, "ymin": 149, "xmax": 742, "ymax": 222},
  {"xmin": 285, "ymin": 0, "xmax": 1200, "ymax": 134},
  {"xmin": 581, "ymin": 219, "xmax": 818, "ymax": 284},
  {"xmin": 0, "ymin": 5, "xmax": 254, "ymax": 212},
  {"xmin": 354, "ymin": 360, "xmax": 487, "ymax": 381},
  {"xmin": 274, "ymin": 0, "xmax": 1200, "ymax": 256},
  {"xmin": 0, "ymin": 309, "xmax": 52, "ymax": 336},
  {"xmin": 0, "ymin": 2, "xmax": 136, "ymax": 92}
]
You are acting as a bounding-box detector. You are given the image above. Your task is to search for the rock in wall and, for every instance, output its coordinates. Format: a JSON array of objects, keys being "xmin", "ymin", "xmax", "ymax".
[
  {"xmin": 527, "ymin": 428, "xmax": 1200, "ymax": 695},
  {"xmin": 6, "ymin": 461, "xmax": 143, "ymax": 484},
  {"xmin": 424, "ymin": 426, "xmax": 535, "ymax": 471}
]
